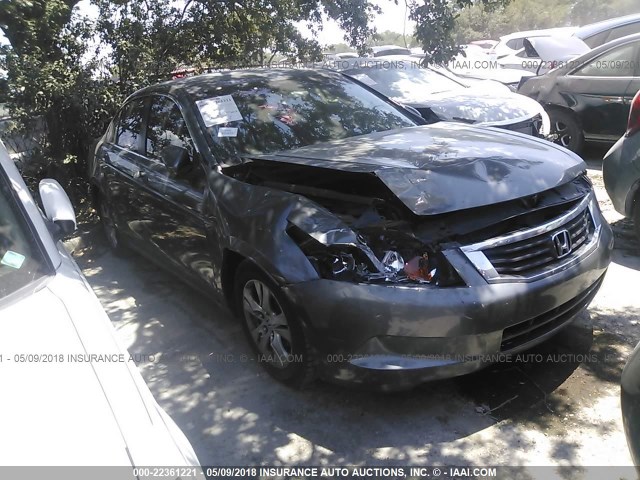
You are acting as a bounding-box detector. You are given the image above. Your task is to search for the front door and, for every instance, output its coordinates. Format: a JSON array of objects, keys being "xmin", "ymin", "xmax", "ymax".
[{"xmin": 134, "ymin": 95, "xmax": 215, "ymax": 291}]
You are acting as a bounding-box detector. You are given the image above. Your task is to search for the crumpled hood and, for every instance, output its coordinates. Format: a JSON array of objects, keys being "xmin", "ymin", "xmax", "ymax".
[
  {"xmin": 408, "ymin": 89, "xmax": 542, "ymax": 125},
  {"xmin": 249, "ymin": 123, "xmax": 586, "ymax": 216}
]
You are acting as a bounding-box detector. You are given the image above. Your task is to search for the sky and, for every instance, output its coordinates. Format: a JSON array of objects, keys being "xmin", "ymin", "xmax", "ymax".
[{"xmin": 299, "ymin": 0, "xmax": 415, "ymax": 45}]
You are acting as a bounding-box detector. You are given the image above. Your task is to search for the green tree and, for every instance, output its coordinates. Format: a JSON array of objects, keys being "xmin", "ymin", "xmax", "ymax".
[
  {"xmin": 568, "ymin": 0, "xmax": 639, "ymax": 26},
  {"xmin": 93, "ymin": 0, "xmax": 385, "ymax": 96},
  {"xmin": 370, "ymin": 29, "xmax": 417, "ymax": 48},
  {"xmin": 409, "ymin": 0, "xmax": 514, "ymax": 63},
  {"xmin": 0, "ymin": 0, "xmax": 118, "ymax": 198},
  {"xmin": 0, "ymin": 0, "xmax": 523, "ymax": 200},
  {"xmin": 453, "ymin": 0, "xmax": 572, "ymax": 44}
]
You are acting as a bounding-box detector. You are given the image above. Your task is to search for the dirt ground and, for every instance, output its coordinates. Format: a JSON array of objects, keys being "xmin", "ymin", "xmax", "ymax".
[{"xmin": 68, "ymin": 145, "xmax": 640, "ymax": 478}]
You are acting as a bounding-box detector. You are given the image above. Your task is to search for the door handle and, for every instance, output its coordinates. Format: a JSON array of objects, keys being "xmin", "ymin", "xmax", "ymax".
[{"xmin": 132, "ymin": 169, "xmax": 146, "ymax": 180}]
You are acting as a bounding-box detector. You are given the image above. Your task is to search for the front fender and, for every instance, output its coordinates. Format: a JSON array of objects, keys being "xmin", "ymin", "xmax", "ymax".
[{"xmin": 209, "ymin": 170, "xmax": 342, "ymax": 285}]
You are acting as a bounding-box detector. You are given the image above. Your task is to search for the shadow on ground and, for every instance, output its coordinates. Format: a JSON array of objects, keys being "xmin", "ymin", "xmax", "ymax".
[{"xmin": 65, "ymin": 221, "xmax": 638, "ymax": 472}]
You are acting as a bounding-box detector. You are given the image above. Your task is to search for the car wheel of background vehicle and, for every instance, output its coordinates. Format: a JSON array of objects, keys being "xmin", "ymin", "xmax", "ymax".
[
  {"xmin": 97, "ymin": 194, "xmax": 121, "ymax": 251},
  {"xmin": 234, "ymin": 261, "xmax": 315, "ymax": 388},
  {"xmin": 548, "ymin": 109, "xmax": 584, "ymax": 153}
]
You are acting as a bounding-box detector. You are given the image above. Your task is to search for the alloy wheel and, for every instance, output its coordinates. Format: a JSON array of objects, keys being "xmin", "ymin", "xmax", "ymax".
[
  {"xmin": 553, "ymin": 120, "xmax": 572, "ymax": 148},
  {"xmin": 242, "ymin": 279, "xmax": 293, "ymax": 369}
]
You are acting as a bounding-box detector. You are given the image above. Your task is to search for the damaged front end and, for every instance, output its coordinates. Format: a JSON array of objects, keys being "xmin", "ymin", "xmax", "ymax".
[
  {"xmin": 285, "ymin": 216, "xmax": 457, "ymax": 287},
  {"xmin": 222, "ymin": 153, "xmax": 593, "ymax": 289}
]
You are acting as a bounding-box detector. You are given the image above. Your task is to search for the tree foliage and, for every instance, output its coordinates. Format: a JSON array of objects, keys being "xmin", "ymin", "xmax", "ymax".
[
  {"xmin": 370, "ymin": 30, "xmax": 418, "ymax": 48},
  {"xmin": 0, "ymin": 0, "xmax": 118, "ymax": 195},
  {"xmin": 1, "ymin": 0, "xmax": 638, "ymax": 200}
]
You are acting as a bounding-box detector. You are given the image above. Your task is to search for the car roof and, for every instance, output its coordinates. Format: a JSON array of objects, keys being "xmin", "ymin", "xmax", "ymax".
[
  {"xmin": 554, "ymin": 32, "xmax": 640, "ymax": 73},
  {"xmin": 127, "ymin": 67, "xmax": 347, "ymax": 102},
  {"xmin": 575, "ymin": 13, "xmax": 640, "ymax": 39},
  {"xmin": 500, "ymin": 27, "xmax": 576, "ymax": 42},
  {"xmin": 371, "ymin": 45, "xmax": 410, "ymax": 53}
]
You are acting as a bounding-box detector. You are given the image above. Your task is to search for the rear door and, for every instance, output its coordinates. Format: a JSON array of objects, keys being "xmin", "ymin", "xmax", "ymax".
[
  {"xmin": 99, "ymin": 98, "xmax": 151, "ymax": 246},
  {"xmin": 560, "ymin": 40, "xmax": 639, "ymax": 141}
]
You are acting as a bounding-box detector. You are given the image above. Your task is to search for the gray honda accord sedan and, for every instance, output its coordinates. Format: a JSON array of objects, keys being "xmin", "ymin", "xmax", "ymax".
[{"xmin": 89, "ymin": 68, "xmax": 613, "ymax": 390}]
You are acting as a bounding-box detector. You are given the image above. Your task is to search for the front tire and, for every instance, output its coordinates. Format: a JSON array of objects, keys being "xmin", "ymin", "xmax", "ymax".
[
  {"xmin": 548, "ymin": 109, "xmax": 584, "ymax": 153},
  {"xmin": 234, "ymin": 261, "xmax": 315, "ymax": 388}
]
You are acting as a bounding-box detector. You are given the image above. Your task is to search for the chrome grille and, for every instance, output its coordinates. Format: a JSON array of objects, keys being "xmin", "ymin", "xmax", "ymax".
[{"xmin": 482, "ymin": 206, "xmax": 594, "ymax": 277}]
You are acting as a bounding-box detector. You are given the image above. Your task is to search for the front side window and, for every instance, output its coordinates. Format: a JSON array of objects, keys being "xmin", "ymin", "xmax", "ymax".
[
  {"xmin": 191, "ymin": 70, "xmax": 416, "ymax": 164},
  {"xmin": 146, "ymin": 96, "xmax": 204, "ymax": 189},
  {"xmin": 574, "ymin": 43, "xmax": 638, "ymax": 77},
  {"xmin": 146, "ymin": 97, "xmax": 195, "ymax": 159},
  {"xmin": 0, "ymin": 169, "xmax": 49, "ymax": 299},
  {"xmin": 115, "ymin": 99, "xmax": 146, "ymax": 151}
]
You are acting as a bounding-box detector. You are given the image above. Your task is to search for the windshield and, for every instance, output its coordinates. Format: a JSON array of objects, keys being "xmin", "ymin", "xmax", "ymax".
[
  {"xmin": 344, "ymin": 65, "xmax": 464, "ymax": 102},
  {"xmin": 190, "ymin": 70, "xmax": 416, "ymax": 163},
  {"xmin": 0, "ymin": 168, "xmax": 49, "ymax": 300}
]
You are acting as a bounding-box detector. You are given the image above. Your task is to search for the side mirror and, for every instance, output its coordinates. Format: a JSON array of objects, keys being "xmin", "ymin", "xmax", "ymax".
[
  {"xmin": 160, "ymin": 145, "xmax": 192, "ymax": 176},
  {"xmin": 39, "ymin": 179, "xmax": 77, "ymax": 238}
]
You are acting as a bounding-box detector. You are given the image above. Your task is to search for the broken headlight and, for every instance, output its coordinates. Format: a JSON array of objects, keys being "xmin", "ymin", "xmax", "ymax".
[{"xmin": 287, "ymin": 224, "xmax": 463, "ymax": 286}]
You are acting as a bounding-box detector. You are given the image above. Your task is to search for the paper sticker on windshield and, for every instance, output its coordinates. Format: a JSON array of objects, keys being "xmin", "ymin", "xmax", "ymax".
[
  {"xmin": 1, "ymin": 251, "xmax": 25, "ymax": 269},
  {"xmin": 351, "ymin": 73, "xmax": 377, "ymax": 86},
  {"xmin": 196, "ymin": 96, "xmax": 243, "ymax": 126},
  {"xmin": 217, "ymin": 127, "xmax": 238, "ymax": 138}
]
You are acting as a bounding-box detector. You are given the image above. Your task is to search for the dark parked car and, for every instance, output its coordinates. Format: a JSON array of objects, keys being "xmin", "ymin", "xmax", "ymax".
[
  {"xmin": 575, "ymin": 13, "xmax": 640, "ymax": 49},
  {"xmin": 518, "ymin": 33, "xmax": 640, "ymax": 153},
  {"xmin": 341, "ymin": 58, "xmax": 549, "ymax": 137},
  {"xmin": 622, "ymin": 340, "xmax": 640, "ymax": 469},
  {"xmin": 89, "ymin": 68, "xmax": 613, "ymax": 390},
  {"xmin": 603, "ymin": 88, "xmax": 640, "ymax": 239}
]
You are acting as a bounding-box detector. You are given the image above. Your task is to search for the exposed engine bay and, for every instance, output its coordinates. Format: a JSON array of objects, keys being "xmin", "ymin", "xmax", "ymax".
[{"xmin": 224, "ymin": 158, "xmax": 592, "ymax": 286}]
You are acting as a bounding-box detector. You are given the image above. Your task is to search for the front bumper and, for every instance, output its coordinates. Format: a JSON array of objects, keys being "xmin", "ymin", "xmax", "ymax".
[{"xmin": 284, "ymin": 208, "xmax": 613, "ymax": 391}]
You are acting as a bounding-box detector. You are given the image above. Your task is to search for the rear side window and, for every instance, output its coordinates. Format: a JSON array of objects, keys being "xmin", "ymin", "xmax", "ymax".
[
  {"xmin": 573, "ymin": 43, "xmax": 638, "ymax": 77},
  {"xmin": 506, "ymin": 39, "xmax": 523, "ymax": 50},
  {"xmin": 115, "ymin": 99, "xmax": 146, "ymax": 152},
  {"xmin": 582, "ymin": 31, "xmax": 609, "ymax": 49},
  {"xmin": 607, "ymin": 23, "xmax": 640, "ymax": 44},
  {"xmin": 0, "ymin": 169, "xmax": 50, "ymax": 300}
]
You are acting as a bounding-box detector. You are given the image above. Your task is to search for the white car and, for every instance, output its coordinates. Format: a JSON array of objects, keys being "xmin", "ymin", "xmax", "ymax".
[
  {"xmin": 490, "ymin": 27, "xmax": 577, "ymax": 59},
  {"xmin": 447, "ymin": 50, "xmax": 535, "ymax": 90},
  {"xmin": 0, "ymin": 141, "xmax": 202, "ymax": 472}
]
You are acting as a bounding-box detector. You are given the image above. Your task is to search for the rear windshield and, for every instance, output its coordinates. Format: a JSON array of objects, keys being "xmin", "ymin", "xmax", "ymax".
[
  {"xmin": 0, "ymin": 169, "xmax": 50, "ymax": 300},
  {"xmin": 190, "ymin": 70, "xmax": 416, "ymax": 163}
]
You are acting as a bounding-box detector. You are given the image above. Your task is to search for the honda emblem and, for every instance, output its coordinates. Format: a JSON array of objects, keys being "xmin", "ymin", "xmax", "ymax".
[{"xmin": 551, "ymin": 230, "xmax": 572, "ymax": 258}]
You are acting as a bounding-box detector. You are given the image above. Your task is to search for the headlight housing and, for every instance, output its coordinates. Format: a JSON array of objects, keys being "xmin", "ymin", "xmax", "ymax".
[{"xmin": 287, "ymin": 223, "xmax": 463, "ymax": 287}]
